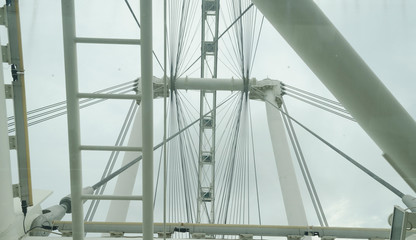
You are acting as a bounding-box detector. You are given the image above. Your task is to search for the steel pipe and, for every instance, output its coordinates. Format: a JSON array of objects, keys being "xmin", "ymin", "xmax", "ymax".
[
  {"xmin": 175, "ymin": 77, "xmax": 256, "ymax": 91},
  {"xmin": 81, "ymin": 195, "xmax": 143, "ymax": 201},
  {"xmin": 61, "ymin": 0, "xmax": 85, "ymax": 238},
  {"xmin": 140, "ymin": 0, "xmax": 154, "ymax": 239},
  {"xmin": 77, "ymin": 93, "xmax": 140, "ymax": 100},
  {"xmin": 55, "ymin": 221, "xmax": 409, "ymax": 239},
  {"xmin": 75, "ymin": 37, "xmax": 140, "ymax": 45},
  {"xmin": 80, "ymin": 145, "xmax": 142, "ymax": 152}
]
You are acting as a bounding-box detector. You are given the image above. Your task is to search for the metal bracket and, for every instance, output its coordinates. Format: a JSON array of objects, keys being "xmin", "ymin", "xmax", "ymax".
[
  {"xmin": 152, "ymin": 76, "xmax": 169, "ymax": 99},
  {"xmin": 202, "ymin": 117, "xmax": 213, "ymax": 128},
  {"xmin": 200, "ymin": 188, "xmax": 213, "ymax": 202},
  {"xmin": 4, "ymin": 84, "xmax": 12, "ymax": 98},
  {"xmin": 2, "ymin": 44, "xmax": 11, "ymax": 63},
  {"xmin": 249, "ymin": 79, "xmax": 283, "ymax": 107},
  {"xmin": 12, "ymin": 184, "xmax": 20, "ymax": 198},
  {"xmin": 288, "ymin": 235, "xmax": 303, "ymax": 240},
  {"xmin": 61, "ymin": 231, "xmax": 72, "ymax": 237},
  {"xmin": 109, "ymin": 231, "xmax": 124, "ymax": 237},
  {"xmin": 158, "ymin": 232, "xmax": 172, "ymax": 238},
  {"xmin": 204, "ymin": 41, "xmax": 215, "ymax": 54},
  {"xmin": 191, "ymin": 233, "xmax": 206, "ymax": 239},
  {"xmin": 322, "ymin": 236, "xmax": 337, "ymax": 240},
  {"xmin": 9, "ymin": 135, "xmax": 16, "ymax": 149},
  {"xmin": 203, "ymin": 0, "xmax": 217, "ymax": 14},
  {"xmin": 202, "ymin": 152, "xmax": 213, "ymax": 163},
  {"xmin": 239, "ymin": 234, "xmax": 253, "ymax": 240}
]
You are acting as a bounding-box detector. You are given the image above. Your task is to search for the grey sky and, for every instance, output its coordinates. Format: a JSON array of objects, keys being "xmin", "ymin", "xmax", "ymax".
[{"xmin": 3, "ymin": 0, "xmax": 416, "ymax": 233}]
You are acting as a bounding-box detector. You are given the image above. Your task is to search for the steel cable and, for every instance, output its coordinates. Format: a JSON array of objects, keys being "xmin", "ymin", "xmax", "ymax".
[
  {"xmin": 263, "ymin": 97, "xmax": 405, "ymax": 199},
  {"xmin": 281, "ymin": 101, "xmax": 328, "ymax": 227}
]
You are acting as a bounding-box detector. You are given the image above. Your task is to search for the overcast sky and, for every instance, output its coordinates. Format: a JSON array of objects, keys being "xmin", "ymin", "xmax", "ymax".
[{"xmin": 3, "ymin": 0, "xmax": 416, "ymax": 234}]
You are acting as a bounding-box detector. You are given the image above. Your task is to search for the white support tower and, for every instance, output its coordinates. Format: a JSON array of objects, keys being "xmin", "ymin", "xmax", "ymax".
[
  {"xmin": 250, "ymin": 80, "xmax": 308, "ymax": 226},
  {"xmin": 197, "ymin": 0, "xmax": 220, "ymax": 224},
  {"xmin": 265, "ymin": 91, "xmax": 308, "ymax": 226}
]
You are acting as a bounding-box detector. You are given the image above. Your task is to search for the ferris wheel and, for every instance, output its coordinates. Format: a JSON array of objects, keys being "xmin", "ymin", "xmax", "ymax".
[{"xmin": 1, "ymin": 0, "xmax": 416, "ymax": 239}]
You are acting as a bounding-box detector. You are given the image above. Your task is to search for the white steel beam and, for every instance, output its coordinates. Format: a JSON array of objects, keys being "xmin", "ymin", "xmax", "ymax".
[
  {"xmin": 197, "ymin": 0, "xmax": 220, "ymax": 224},
  {"xmin": 264, "ymin": 89, "xmax": 308, "ymax": 226},
  {"xmin": 75, "ymin": 37, "xmax": 140, "ymax": 45},
  {"xmin": 77, "ymin": 93, "xmax": 141, "ymax": 100},
  {"xmin": 253, "ymin": 0, "xmax": 416, "ymax": 192},
  {"xmin": 0, "ymin": 36, "xmax": 18, "ymax": 239},
  {"xmin": 61, "ymin": 0, "xmax": 84, "ymax": 239},
  {"xmin": 82, "ymin": 195, "xmax": 143, "ymax": 201},
  {"xmin": 175, "ymin": 77, "xmax": 255, "ymax": 91},
  {"xmin": 7, "ymin": 0, "xmax": 33, "ymax": 207},
  {"xmin": 140, "ymin": 0, "xmax": 154, "ymax": 239},
  {"xmin": 55, "ymin": 221, "xmax": 407, "ymax": 239},
  {"xmin": 79, "ymin": 145, "xmax": 142, "ymax": 152}
]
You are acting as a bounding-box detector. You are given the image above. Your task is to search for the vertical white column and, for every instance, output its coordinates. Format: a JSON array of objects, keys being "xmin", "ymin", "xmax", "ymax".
[
  {"xmin": 264, "ymin": 90, "xmax": 308, "ymax": 226},
  {"xmin": 0, "ymin": 39, "xmax": 18, "ymax": 239},
  {"xmin": 140, "ymin": 0, "xmax": 154, "ymax": 239},
  {"xmin": 61, "ymin": 1, "xmax": 84, "ymax": 239},
  {"xmin": 106, "ymin": 107, "xmax": 143, "ymax": 222}
]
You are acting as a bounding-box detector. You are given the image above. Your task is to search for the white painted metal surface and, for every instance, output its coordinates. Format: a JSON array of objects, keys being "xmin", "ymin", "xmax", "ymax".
[
  {"xmin": 402, "ymin": 195, "xmax": 416, "ymax": 212},
  {"xmin": 54, "ymin": 221, "xmax": 409, "ymax": 239},
  {"xmin": 105, "ymin": 107, "xmax": 143, "ymax": 222},
  {"xmin": 0, "ymin": 36, "xmax": 19, "ymax": 240},
  {"xmin": 140, "ymin": 0, "xmax": 154, "ymax": 239},
  {"xmin": 79, "ymin": 145, "xmax": 142, "ymax": 152},
  {"xmin": 61, "ymin": 0, "xmax": 85, "ymax": 238},
  {"xmin": 82, "ymin": 195, "xmax": 143, "ymax": 201},
  {"xmin": 77, "ymin": 93, "xmax": 141, "ymax": 100},
  {"xmin": 264, "ymin": 89, "xmax": 308, "ymax": 226},
  {"xmin": 175, "ymin": 77, "xmax": 255, "ymax": 91},
  {"xmin": 75, "ymin": 37, "xmax": 141, "ymax": 45},
  {"xmin": 253, "ymin": 0, "xmax": 416, "ymax": 192}
]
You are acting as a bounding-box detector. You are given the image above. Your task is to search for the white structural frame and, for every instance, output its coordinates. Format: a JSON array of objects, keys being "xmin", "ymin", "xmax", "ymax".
[
  {"xmin": 54, "ymin": 221, "xmax": 416, "ymax": 239},
  {"xmin": 60, "ymin": 0, "xmax": 153, "ymax": 238},
  {"xmin": 177, "ymin": 77, "xmax": 309, "ymax": 225},
  {"xmin": 0, "ymin": 35, "xmax": 19, "ymax": 240},
  {"xmin": 140, "ymin": 0, "xmax": 154, "ymax": 239},
  {"xmin": 5, "ymin": 0, "xmax": 414, "ymax": 238},
  {"xmin": 175, "ymin": 77, "xmax": 255, "ymax": 91},
  {"xmin": 197, "ymin": 0, "xmax": 220, "ymax": 224},
  {"xmin": 61, "ymin": 1, "xmax": 84, "ymax": 238}
]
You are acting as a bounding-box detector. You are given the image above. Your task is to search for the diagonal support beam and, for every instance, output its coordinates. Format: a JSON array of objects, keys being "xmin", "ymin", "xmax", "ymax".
[{"xmin": 253, "ymin": 0, "xmax": 416, "ymax": 192}]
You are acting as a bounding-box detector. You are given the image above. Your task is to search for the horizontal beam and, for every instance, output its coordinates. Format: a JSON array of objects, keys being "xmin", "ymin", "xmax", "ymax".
[
  {"xmin": 77, "ymin": 93, "xmax": 140, "ymax": 100},
  {"xmin": 54, "ymin": 221, "xmax": 413, "ymax": 239},
  {"xmin": 80, "ymin": 145, "xmax": 142, "ymax": 152},
  {"xmin": 75, "ymin": 37, "xmax": 141, "ymax": 45},
  {"xmin": 81, "ymin": 195, "xmax": 142, "ymax": 201},
  {"xmin": 174, "ymin": 77, "xmax": 256, "ymax": 91}
]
